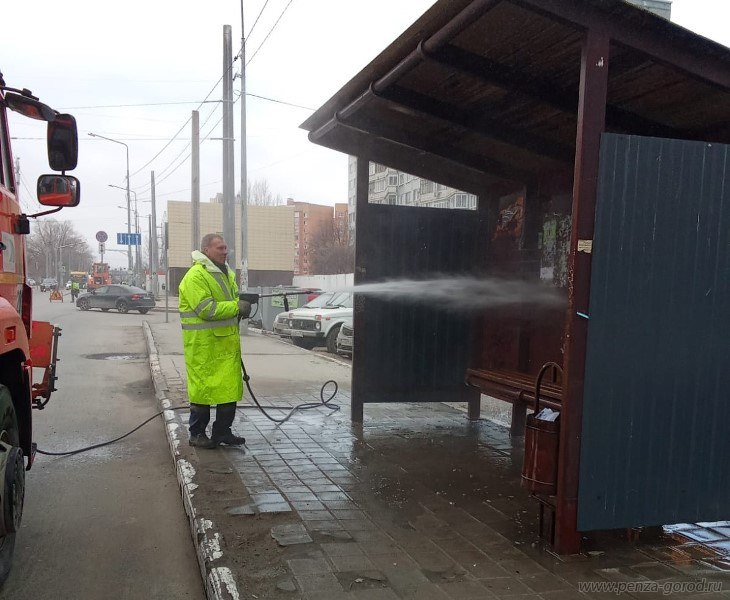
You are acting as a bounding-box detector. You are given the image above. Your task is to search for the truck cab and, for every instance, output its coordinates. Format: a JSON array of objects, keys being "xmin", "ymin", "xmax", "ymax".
[{"xmin": 0, "ymin": 71, "xmax": 80, "ymax": 583}]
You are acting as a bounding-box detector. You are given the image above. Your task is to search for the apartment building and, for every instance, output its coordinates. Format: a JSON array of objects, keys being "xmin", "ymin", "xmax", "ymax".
[
  {"xmin": 347, "ymin": 156, "xmax": 479, "ymax": 240},
  {"xmin": 166, "ymin": 200, "xmax": 294, "ymax": 292},
  {"xmin": 289, "ymin": 200, "xmax": 341, "ymax": 276}
]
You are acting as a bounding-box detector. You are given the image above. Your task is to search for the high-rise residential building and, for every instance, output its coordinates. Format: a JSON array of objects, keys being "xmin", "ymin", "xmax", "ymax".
[
  {"xmin": 289, "ymin": 200, "xmax": 338, "ymax": 276},
  {"xmin": 334, "ymin": 203, "xmax": 348, "ymax": 242},
  {"xmin": 346, "ymin": 157, "xmax": 478, "ymax": 241}
]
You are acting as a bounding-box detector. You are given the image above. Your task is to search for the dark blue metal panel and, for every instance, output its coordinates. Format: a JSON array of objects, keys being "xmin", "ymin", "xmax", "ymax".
[
  {"xmin": 579, "ymin": 134, "xmax": 730, "ymax": 530},
  {"xmin": 354, "ymin": 203, "xmax": 483, "ymax": 404}
]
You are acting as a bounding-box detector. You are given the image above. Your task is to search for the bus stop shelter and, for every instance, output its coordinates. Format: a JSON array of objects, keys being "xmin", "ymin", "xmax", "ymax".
[{"xmin": 302, "ymin": 0, "xmax": 730, "ymax": 554}]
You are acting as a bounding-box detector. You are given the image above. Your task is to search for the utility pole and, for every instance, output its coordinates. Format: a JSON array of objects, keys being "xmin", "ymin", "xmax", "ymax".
[
  {"xmin": 148, "ymin": 215, "xmax": 153, "ymax": 291},
  {"xmin": 222, "ymin": 25, "xmax": 236, "ymax": 274},
  {"xmin": 134, "ymin": 195, "xmax": 141, "ymax": 286},
  {"xmin": 191, "ymin": 110, "xmax": 200, "ymax": 253},
  {"xmin": 240, "ymin": 3, "xmax": 249, "ymax": 292},
  {"xmin": 150, "ymin": 170, "xmax": 159, "ymax": 298}
]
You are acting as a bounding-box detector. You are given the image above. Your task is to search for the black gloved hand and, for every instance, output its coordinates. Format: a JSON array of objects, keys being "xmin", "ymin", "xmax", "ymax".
[{"xmin": 237, "ymin": 300, "xmax": 252, "ymax": 318}]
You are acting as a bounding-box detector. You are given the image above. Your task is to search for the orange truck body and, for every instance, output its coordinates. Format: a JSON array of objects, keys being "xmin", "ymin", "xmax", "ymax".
[{"xmin": 0, "ymin": 71, "xmax": 79, "ymax": 583}]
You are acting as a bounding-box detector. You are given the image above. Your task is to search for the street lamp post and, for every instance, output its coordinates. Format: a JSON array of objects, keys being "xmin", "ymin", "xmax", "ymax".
[
  {"xmin": 90, "ymin": 133, "xmax": 132, "ymax": 273},
  {"xmin": 58, "ymin": 242, "xmax": 82, "ymax": 286},
  {"xmin": 110, "ymin": 185, "xmax": 141, "ymax": 285}
]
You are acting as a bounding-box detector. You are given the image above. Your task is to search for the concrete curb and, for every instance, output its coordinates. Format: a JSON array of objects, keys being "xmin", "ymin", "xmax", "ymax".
[{"xmin": 142, "ymin": 321, "xmax": 241, "ymax": 600}]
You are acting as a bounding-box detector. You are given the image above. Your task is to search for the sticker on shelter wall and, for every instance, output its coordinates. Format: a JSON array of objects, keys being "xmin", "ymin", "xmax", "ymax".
[
  {"xmin": 493, "ymin": 195, "xmax": 524, "ymax": 243},
  {"xmin": 578, "ymin": 239, "xmax": 593, "ymax": 254},
  {"xmin": 540, "ymin": 214, "xmax": 571, "ymax": 288},
  {"xmin": 1, "ymin": 232, "xmax": 16, "ymax": 273}
]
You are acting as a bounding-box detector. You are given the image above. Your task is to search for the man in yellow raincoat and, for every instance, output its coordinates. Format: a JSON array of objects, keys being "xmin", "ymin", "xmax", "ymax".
[{"xmin": 179, "ymin": 234, "xmax": 251, "ymax": 449}]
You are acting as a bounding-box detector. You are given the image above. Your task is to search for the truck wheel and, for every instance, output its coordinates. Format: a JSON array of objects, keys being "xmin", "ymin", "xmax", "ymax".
[
  {"xmin": 0, "ymin": 385, "xmax": 22, "ymax": 586},
  {"xmin": 78, "ymin": 298, "xmax": 90, "ymax": 311},
  {"xmin": 117, "ymin": 301, "xmax": 129, "ymax": 314},
  {"xmin": 326, "ymin": 325, "xmax": 342, "ymax": 354}
]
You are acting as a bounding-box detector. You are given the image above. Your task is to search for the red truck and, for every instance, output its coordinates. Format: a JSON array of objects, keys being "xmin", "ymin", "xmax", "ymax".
[{"xmin": 0, "ymin": 72, "xmax": 80, "ymax": 583}]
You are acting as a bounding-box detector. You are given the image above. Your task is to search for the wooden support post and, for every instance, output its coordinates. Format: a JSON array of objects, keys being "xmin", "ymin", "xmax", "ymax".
[
  {"xmin": 556, "ymin": 30, "xmax": 610, "ymax": 555},
  {"xmin": 351, "ymin": 155, "xmax": 371, "ymax": 424}
]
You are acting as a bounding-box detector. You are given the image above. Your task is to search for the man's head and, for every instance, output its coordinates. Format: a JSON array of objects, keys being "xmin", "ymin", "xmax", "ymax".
[{"xmin": 201, "ymin": 234, "xmax": 228, "ymax": 265}]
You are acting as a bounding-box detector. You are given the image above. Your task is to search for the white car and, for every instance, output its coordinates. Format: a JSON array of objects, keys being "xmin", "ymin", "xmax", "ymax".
[
  {"xmin": 273, "ymin": 292, "xmax": 336, "ymax": 337},
  {"xmin": 288, "ymin": 292, "xmax": 353, "ymax": 353}
]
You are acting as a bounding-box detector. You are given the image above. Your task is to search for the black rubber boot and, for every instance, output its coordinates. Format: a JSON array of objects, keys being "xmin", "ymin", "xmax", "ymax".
[
  {"xmin": 211, "ymin": 403, "xmax": 244, "ymax": 445},
  {"xmin": 189, "ymin": 433, "xmax": 216, "ymax": 449},
  {"xmin": 211, "ymin": 431, "xmax": 246, "ymax": 446}
]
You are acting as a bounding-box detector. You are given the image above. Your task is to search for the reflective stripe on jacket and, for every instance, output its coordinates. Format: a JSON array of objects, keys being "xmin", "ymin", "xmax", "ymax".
[{"xmin": 178, "ymin": 251, "xmax": 242, "ymax": 405}]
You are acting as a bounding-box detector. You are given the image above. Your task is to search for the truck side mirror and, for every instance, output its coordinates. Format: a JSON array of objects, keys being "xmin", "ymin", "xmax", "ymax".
[
  {"xmin": 47, "ymin": 114, "xmax": 78, "ymax": 171},
  {"xmin": 37, "ymin": 175, "xmax": 80, "ymax": 207}
]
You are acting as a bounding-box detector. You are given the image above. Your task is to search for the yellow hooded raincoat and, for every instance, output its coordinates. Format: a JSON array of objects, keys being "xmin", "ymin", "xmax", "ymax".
[{"xmin": 178, "ymin": 251, "xmax": 242, "ymax": 405}]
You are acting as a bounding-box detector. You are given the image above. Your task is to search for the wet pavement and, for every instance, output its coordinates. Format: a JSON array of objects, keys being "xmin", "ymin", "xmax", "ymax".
[{"xmin": 147, "ymin": 318, "xmax": 730, "ymax": 599}]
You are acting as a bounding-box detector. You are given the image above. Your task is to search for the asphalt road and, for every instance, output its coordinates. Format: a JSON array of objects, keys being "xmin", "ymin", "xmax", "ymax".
[{"xmin": 0, "ymin": 290, "xmax": 203, "ymax": 600}]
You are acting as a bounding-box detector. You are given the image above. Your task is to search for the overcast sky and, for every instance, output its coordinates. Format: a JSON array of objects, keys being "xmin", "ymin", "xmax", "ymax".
[{"xmin": 3, "ymin": 0, "xmax": 728, "ymax": 268}]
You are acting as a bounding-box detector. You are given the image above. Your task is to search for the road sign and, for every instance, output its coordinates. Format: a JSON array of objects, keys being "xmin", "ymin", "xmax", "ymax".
[
  {"xmin": 116, "ymin": 233, "xmax": 142, "ymax": 246},
  {"xmin": 96, "ymin": 230, "xmax": 108, "ymax": 243}
]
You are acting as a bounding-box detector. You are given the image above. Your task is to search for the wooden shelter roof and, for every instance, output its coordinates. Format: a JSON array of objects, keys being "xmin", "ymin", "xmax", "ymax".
[{"xmin": 302, "ymin": 0, "xmax": 730, "ymax": 193}]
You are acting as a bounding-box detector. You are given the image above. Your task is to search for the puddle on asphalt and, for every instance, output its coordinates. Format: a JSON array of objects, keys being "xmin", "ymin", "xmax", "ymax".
[{"xmin": 83, "ymin": 353, "xmax": 147, "ymax": 361}]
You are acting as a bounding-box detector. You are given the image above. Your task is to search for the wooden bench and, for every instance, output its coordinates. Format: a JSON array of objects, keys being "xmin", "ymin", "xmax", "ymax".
[{"xmin": 465, "ymin": 367, "xmax": 563, "ymax": 436}]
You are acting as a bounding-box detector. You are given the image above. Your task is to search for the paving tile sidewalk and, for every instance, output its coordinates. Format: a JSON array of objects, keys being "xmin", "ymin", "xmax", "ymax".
[{"xmin": 146, "ymin": 317, "xmax": 729, "ymax": 600}]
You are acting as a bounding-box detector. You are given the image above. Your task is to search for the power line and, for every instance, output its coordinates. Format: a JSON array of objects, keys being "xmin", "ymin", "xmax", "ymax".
[
  {"xmin": 136, "ymin": 110, "xmax": 225, "ymax": 194},
  {"xmin": 56, "ymin": 91, "xmax": 310, "ymax": 113},
  {"xmin": 61, "ymin": 100, "xmax": 220, "ymax": 110},
  {"xmin": 108, "ymin": 2, "xmax": 294, "ymax": 187},
  {"xmin": 244, "ymin": 91, "xmax": 313, "ymax": 111},
  {"xmin": 246, "ymin": 0, "xmax": 295, "ymax": 67},
  {"xmin": 18, "ymin": 172, "xmax": 41, "ymax": 212},
  {"xmin": 247, "ymin": 0, "xmax": 271, "ymax": 38},
  {"xmin": 134, "ymin": 102, "xmax": 221, "ymax": 194},
  {"xmin": 129, "ymin": 72, "xmax": 229, "ymax": 178}
]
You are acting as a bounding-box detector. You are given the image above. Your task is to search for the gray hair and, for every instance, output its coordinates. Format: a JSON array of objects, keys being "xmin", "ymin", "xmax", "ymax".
[{"xmin": 201, "ymin": 233, "xmax": 223, "ymax": 250}]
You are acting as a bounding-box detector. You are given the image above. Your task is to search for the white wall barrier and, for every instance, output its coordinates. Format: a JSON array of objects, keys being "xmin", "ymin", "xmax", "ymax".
[{"xmin": 292, "ymin": 273, "xmax": 353, "ymax": 292}]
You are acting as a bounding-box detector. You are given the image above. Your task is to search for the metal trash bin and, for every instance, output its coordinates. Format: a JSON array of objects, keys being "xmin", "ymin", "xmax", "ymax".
[{"xmin": 522, "ymin": 362, "xmax": 562, "ymax": 496}]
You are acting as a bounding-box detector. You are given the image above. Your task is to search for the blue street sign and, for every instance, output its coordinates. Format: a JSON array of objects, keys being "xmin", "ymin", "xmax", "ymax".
[{"xmin": 116, "ymin": 233, "xmax": 142, "ymax": 246}]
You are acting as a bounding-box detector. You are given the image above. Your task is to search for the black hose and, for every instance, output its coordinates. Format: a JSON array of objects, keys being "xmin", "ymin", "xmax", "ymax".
[
  {"xmin": 35, "ymin": 406, "xmax": 189, "ymax": 456},
  {"xmin": 36, "ymin": 367, "xmax": 339, "ymax": 455},
  {"xmin": 241, "ymin": 359, "xmax": 339, "ymax": 425}
]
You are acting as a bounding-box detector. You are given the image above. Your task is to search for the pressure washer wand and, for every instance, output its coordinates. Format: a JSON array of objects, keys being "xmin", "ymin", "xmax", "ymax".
[{"xmin": 239, "ymin": 289, "xmax": 318, "ymax": 312}]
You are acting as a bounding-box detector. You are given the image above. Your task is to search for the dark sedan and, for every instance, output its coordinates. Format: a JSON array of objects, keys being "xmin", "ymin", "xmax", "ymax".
[{"xmin": 76, "ymin": 285, "xmax": 155, "ymax": 314}]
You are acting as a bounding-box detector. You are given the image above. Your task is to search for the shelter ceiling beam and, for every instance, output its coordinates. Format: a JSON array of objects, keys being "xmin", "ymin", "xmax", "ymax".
[
  {"xmin": 510, "ymin": 0, "xmax": 730, "ymax": 90},
  {"xmin": 308, "ymin": 122, "xmax": 495, "ymax": 195},
  {"xmin": 428, "ymin": 44, "xmax": 688, "ymax": 139},
  {"xmin": 334, "ymin": 112, "xmax": 533, "ymax": 184},
  {"xmin": 376, "ymin": 85, "xmax": 574, "ymax": 164}
]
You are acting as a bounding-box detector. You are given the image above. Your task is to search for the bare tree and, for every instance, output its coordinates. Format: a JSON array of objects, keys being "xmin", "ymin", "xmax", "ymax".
[
  {"xmin": 245, "ymin": 178, "xmax": 284, "ymax": 206},
  {"xmin": 310, "ymin": 218, "xmax": 353, "ymax": 274},
  {"xmin": 26, "ymin": 220, "xmax": 94, "ymax": 281}
]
